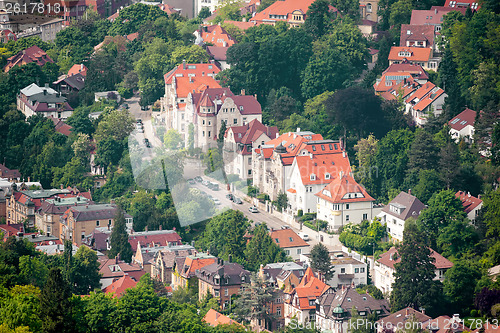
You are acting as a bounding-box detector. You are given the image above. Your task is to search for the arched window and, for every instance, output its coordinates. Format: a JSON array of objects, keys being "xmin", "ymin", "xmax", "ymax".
[{"xmin": 367, "ymin": 3, "xmax": 372, "ymax": 12}]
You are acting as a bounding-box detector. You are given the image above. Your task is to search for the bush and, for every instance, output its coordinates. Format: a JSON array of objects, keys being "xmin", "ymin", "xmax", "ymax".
[
  {"xmin": 300, "ymin": 213, "xmax": 316, "ymax": 222},
  {"xmin": 257, "ymin": 193, "xmax": 270, "ymax": 202},
  {"xmin": 297, "ymin": 209, "xmax": 303, "ymax": 217},
  {"xmin": 470, "ymin": 309, "xmax": 478, "ymax": 317}
]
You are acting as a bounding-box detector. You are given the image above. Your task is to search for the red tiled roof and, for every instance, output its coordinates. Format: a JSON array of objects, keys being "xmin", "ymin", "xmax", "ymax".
[
  {"xmin": 378, "ymin": 307, "xmax": 431, "ymax": 327},
  {"xmin": 102, "ymin": 275, "xmax": 137, "ymax": 298},
  {"xmin": 455, "ymin": 190, "xmax": 482, "ymax": 214},
  {"xmin": 444, "ymin": 0, "xmax": 480, "ymax": 9},
  {"xmin": 126, "ymin": 32, "xmax": 139, "ymax": 41},
  {"xmin": 410, "ymin": 6, "xmax": 466, "ymax": 26},
  {"xmin": 315, "ymin": 174, "xmax": 374, "ymax": 204},
  {"xmin": 4, "ymin": 45, "xmax": 54, "ymax": 73},
  {"xmin": 231, "ymin": 95, "xmax": 262, "ymax": 115},
  {"xmin": 204, "ymin": 309, "xmax": 244, "ymax": 327},
  {"xmin": 294, "ymin": 149, "xmax": 352, "ymax": 186},
  {"xmin": 128, "ymin": 231, "xmax": 182, "ymax": 251},
  {"xmin": 226, "ymin": 119, "xmax": 278, "ymax": 149},
  {"xmin": 198, "ymin": 25, "xmax": 236, "ymax": 48},
  {"xmin": 263, "ymin": 132, "xmax": 324, "ymax": 164},
  {"xmin": 377, "ymin": 247, "xmax": 454, "ymax": 270},
  {"xmin": 270, "ymin": 229, "xmax": 309, "ymax": 248},
  {"xmin": 383, "ymin": 62, "xmax": 429, "ymax": 80},
  {"xmin": 98, "ymin": 257, "xmax": 145, "ymax": 280},
  {"xmin": 49, "ymin": 116, "xmax": 73, "ymax": 136},
  {"xmin": 164, "ymin": 63, "xmax": 221, "ymax": 98},
  {"xmin": 292, "ymin": 267, "xmax": 330, "ymax": 310},
  {"xmin": 223, "ymin": 20, "xmax": 257, "ymax": 30},
  {"xmin": 251, "ymin": 0, "xmax": 315, "ymax": 24},
  {"xmin": 0, "ymin": 163, "xmax": 21, "ymax": 180},
  {"xmin": 405, "ymin": 81, "xmax": 436, "ymax": 104},
  {"xmin": 157, "ymin": 3, "xmax": 179, "ymax": 15},
  {"xmin": 412, "ymin": 87, "xmax": 445, "ymax": 111},
  {"xmin": 388, "ymin": 46, "xmax": 432, "ymax": 63},
  {"xmin": 448, "ymin": 108, "xmax": 476, "ymax": 131},
  {"xmin": 206, "ymin": 46, "xmax": 228, "ymax": 61},
  {"xmin": 400, "ymin": 24, "xmax": 435, "ymax": 47},
  {"xmin": 180, "ymin": 255, "xmax": 217, "ymax": 278},
  {"xmin": 68, "ymin": 64, "xmax": 87, "ymax": 77}
]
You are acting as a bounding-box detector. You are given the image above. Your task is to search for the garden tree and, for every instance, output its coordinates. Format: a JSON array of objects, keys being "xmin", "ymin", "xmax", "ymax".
[
  {"xmin": 437, "ymin": 48, "xmax": 466, "ymax": 119},
  {"xmin": 244, "ymin": 224, "xmax": 288, "ymax": 271},
  {"xmin": 72, "ymin": 134, "xmax": 93, "ymax": 164},
  {"xmin": 95, "ymin": 137, "xmax": 123, "ymax": 168},
  {"xmin": 83, "ymin": 292, "xmax": 116, "ymax": 333},
  {"xmin": 164, "ymin": 129, "xmax": 183, "ymax": 150},
  {"xmin": 18, "ymin": 255, "xmax": 48, "ymax": 288},
  {"xmin": 391, "ymin": 221, "xmax": 444, "ymax": 315},
  {"xmin": 31, "ymin": 139, "xmax": 72, "ymax": 189},
  {"xmin": 258, "ymin": 0, "xmax": 278, "ymax": 12},
  {"xmin": 0, "ymin": 237, "xmax": 37, "ymax": 287},
  {"xmin": 199, "ymin": 209, "xmax": 250, "ymax": 263},
  {"xmin": 204, "ymin": 148, "xmax": 224, "ymax": 174},
  {"xmin": 325, "ymin": 87, "xmax": 389, "ymax": 139},
  {"xmin": 66, "ymin": 107, "xmax": 95, "ymax": 136},
  {"xmin": 72, "ymin": 246, "xmax": 101, "ymax": 295},
  {"xmin": 443, "ymin": 259, "xmax": 482, "ymax": 314},
  {"xmin": 475, "ymin": 288, "xmax": 500, "ymax": 317},
  {"xmin": 438, "ymin": 142, "xmax": 461, "ymax": 189},
  {"xmin": 94, "ymin": 107, "xmax": 135, "ymax": 143},
  {"xmin": 492, "ymin": 122, "xmax": 500, "ymax": 166},
  {"xmin": 274, "ymin": 192, "xmax": 288, "ymax": 212},
  {"xmin": 0, "ymin": 285, "xmax": 42, "ymax": 332},
  {"xmin": 303, "ymin": 0, "xmax": 336, "ymax": 38},
  {"xmin": 469, "ymin": 60, "xmax": 500, "ymax": 111},
  {"xmin": 42, "ymin": 62, "xmax": 60, "ymax": 84},
  {"xmin": 129, "ymin": 191, "xmax": 157, "ymax": 232},
  {"xmin": 221, "ymin": 22, "xmax": 245, "ymax": 43},
  {"xmin": 417, "ymin": 189, "xmax": 467, "ymax": 249},
  {"xmin": 170, "ymin": 45, "xmax": 210, "ymax": 66},
  {"xmin": 389, "ymin": 0, "xmax": 412, "ymax": 32},
  {"xmin": 213, "ymin": 0, "xmax": 242, "ymax": 23},
  {"xmin": 51, "ymin": 156, "xmax": 91, "ymax": 189},
  {"xmin": 437, "ymin": 217, "xmax": 479, "ymax": 258},
  {"xmin": 348, "ymin": 308, "xmax": 378, "ymax": 333},
  {"xmin": 366, "ymin": 219, "xmax": 386, "ymax": 240},
  {"xmin": 198, "ymin": 6, "xmax": 211, "ymax": 20},
  {"xmin": 187, "ymin": 123, "xmax": 195, "ymax": 154},
  {"xmin": 407, "ymin": 130, "xmax": 438, "ymax": 173},
  {"xmin": 356, "ymin": 284, "xmax": 384, "ymax": 300},
  {"xmin": 264, "ymin": 87, "xmax": 300, "ymax": 124},
  {"xmin": 152, "ymin": 302, "xmax": 211, "ymax": 332},
  {"xmin": 233, "ymin": 273, "xmax": 279, "ymax": 330},
  {"xmin": 331, "ymin": 0, "xmax": 360, "ymax": 19},
  {"xmin": 412, "ymin": 169, "xmax": 444, "ymax": 204},
  {"xmin": 108, "ymin": 3, "xmax": 169, "ymax": 35},
  {"xmin": 480, "ymin": 189, "xmax": 500, "ymax": 241},
  {"xmin": 171, "ymin": 286, "xmax": 198, "ymax": 305},
  {"xmin": 217, "ymin": 120, "xmax": 227, "ymax": 151},
  {"xmin": 108, "ymin": 206, "xmax": 133, "ymax": 263},
  {"xmin": 309, "ymin": 243, "xmax": 334, "ymax": 281},
  {"xmin": 354, "ymin": 134, "xmax": 378, "ymax": 194},
  {"xmin": 474, "ymin": 102, "xmax": 500, "ymax": 155},
  {"xmin": 40, "ymin": 267, "xmax": 74, "ymax": 333}
]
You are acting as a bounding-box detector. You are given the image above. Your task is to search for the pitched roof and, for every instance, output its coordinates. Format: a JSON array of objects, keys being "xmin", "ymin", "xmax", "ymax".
[
  {"xmin": 204, "ymin": 309, "xmax": 244, "ymax": 327},
  {"xmin": 448, "ymin": 108, "xmax": 476, "ymax": 131},
  {"xmin": 198, "ymin": 25, "xmax": 236, "ymax": 48},
  {"xmin": 179, "ymin": 253, "xmax": 217, "ymax": 278},
  {"xmin": 383, "ymin": 62, "xmax": 429, "ymax": 80},
  {"xmin": 377, "ymin": 246, "xmax": 454, "ymax": 270},
  {"xmin": 4, "ymin": 45, "xmax": 53, "ymax": 73},
  {"xmin": 388, "ymin": 46, "xmax": 432, "ymax": 63},
  {"xmin": 196, "ymin": 260, "xmax": 251, "ymax": 286},
  {"xmin": 0, "ymin": 163, "xmax": 21, "ymax": 180},
  {"xmin": 59, "ymin": 73, "xmax": 86, "ymax": 90},
  {"xmin": 400, "ymin": 24, "xmax": 435, "ymax": 47},
  {"xmin": 455, "ymin": 190, "xmax": 482, "ymax": 214},
  {"xmin": 206, "ymin": 46, "xmax": 228, "ymax": 61},
  {"xmin": 377, "ymin": 307, "xmax": 431, "ymax": 328},
  {"xmin": 412, "ymin": 86, "xmax": 446, "ymax": 111},
  {"xmin": 128, "ymin": 230, "xmax": 182, "ymax": 251},
  {"xmin": 423, "ymin": 315, "xmax": 470, "ymax": 333},
  {"xmin": 444, "ymin": 0, "xmax": 480, "ymax": 10},
  {"xmin": 164, "ymin": 62, "xmax": 221, "ymax": 98},
  {"xmin": 231, "ymin": 95, "xmax": 262, "ymax": 115},
  {"xmin": 410, "ymin": 6, "xmax": 467, "ymax": 26},
  {"xmin": 258, "ymin": 131, "xmax": 324, "ymax": 165},
  {"xmin": 251, "ymin": 0, "xmax": 315, "ymax": 24},
  {"xmin": 126, "ymin": 32, "xmax": 139, "ymax": 41},
  {"xmin": 270, "ymin": 229, "xmax": 309, "ymax": 248},
  {"xmin": 226, "ymin": 119, "xmax": 278, "ymax": 155},
  {"xmin": 381, "ymin": 191, "xmax": 426, "ymax": 220},
  {"xmin": 68, "ymin": 64, "xmax": 87, "ymax": 77},
  {"xmin": 315, "ymin": 174, "xmax": 374, "ymax": 204},
  {"xmin": 102, "ymin": 275, "xmax": 137, "ymax": 298},
  {"xmin": 223, "ymin": 20, "xmax": 256, "ymax": 30},
  {"xmin": 65, "ymin": 204, "xmax": 131, "ymax": 222},
  {"xmin": 291, "ymin": 267, "xmax": 331, "ymax": 310},
  {"xmin": 49, "ymin": 117, "xmax": 73, "ymax": 136},
  {"xmin": 98, "ymin": 257, "xmax": 145, "ymax": 280}
]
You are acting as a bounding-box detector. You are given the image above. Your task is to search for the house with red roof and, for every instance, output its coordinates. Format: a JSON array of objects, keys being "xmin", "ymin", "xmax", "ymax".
[
  {"xmin": 444, "ymin": 0, "xmax": 479, "ymax": 10},
  {"xmin": 374, "ymin": 246, "xmax": 453, "ymax": 294},
  {"xmin": 455, "ymin": 190, "xmax": 483, "ymax": 222},
  {"xmin": 3, "ymin": 46, "xmax": 54, "ymax": 73},
  {"xmin": 48, "ymin": 117, "xmax": 73, "ymax": 136},
  {"xmin": 103, "ymin": 275, "xmax": 137, "ymax": 298},
  {"xmin": 287, "ymin": 140, "xmax": 352, "ymax": 214},
  {"xmin": 449, "ymin": 108, "xmax": 476, "ymax": 143},
  {"xmin": 0, "ymin": 29, "xmax": 16, "ymax": 43},
  {"xmin": 405, "ymin": 81, "xmax": 447, "ymax": 127},
  {"xmin": 374, "ymin": 61, "xmax": 429, "ymax": 94},
  {"xmin": 410, "ymin": 6, "xmax": 467, "ymax": 32},
  {"xmin": 203, "ymin": 309, "xmax": 245, "ymax": 328},
  {"xmin": 98, "ymin": 257, "xmax": 145, "ymax": 289},
  {"xmin": 171, "ymin": 252, "xmax": 217, "ymax": 291},
  {"xmin": 206, "ymin": 46, "xmax": 229, "ymax": 70},
  {"xmin": 224, "ymin": 119, "xmax": 278, "ymax": 180},
  {"xmin": 388, "ymin": 46, "xmax": 438, "ymax": 71},
  {"xmin": 194, "ymin": 24, "xmax": 236, "ymax": 48},
  {"xmin": 17, "ymin": 83, "xmax": 74, "ymax": 120},
  {"xmin": 376, "ymin": 307, "xmax": 431, "ymax": 333},
  {"xmin": 68, "ymin": 64, "xmax": 87, "ymax": 77},
  {"xmin": 400, "ymin": 24, "xmax": 436, "ymax": 51},
  {"xmin": 253, "ymin": 130, "xmax": 325, "ymax": 201},
  {"xmin": 315, "ymin": 174, "xmax": 375, "ymax": 232},
  {"xmin": 270, "ymin": 228, "xmax": 309, "ymax": 260},
  {"xmin": 0, "ymin": 163, "xmax": 21, "ymax": 182},
  {"xmin": 285, "ymin": 267, "xmax": 332, "ymax": 325}
]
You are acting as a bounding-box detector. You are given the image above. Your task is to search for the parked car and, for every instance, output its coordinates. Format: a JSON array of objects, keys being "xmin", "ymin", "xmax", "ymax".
[
  {"xmin": 210, "ymin": 183, "xmax": 219, "ymax": 191},
  {"xmin": 226, "ymin": 194, "xmax": 234, "ymax": 201},
  {"xmin": 194, "ymin": 176, "xmax": 203, "ymax": 182},
  {"xmin": 187, "ymin": 178, "xmax": 195, "ymax": 185},
  {"xmin": 213, "ymin": 198, "xmax": 221, "ymax": 205},
  {"xmin": 136, "ymin": 119, "xmax": 142, "ymax": 124},
  {"xmin": 144, "ymin": 138, "xmax": 151, "ymax": 148},
  {"xmin": 137, "ymin": 128, "xmax": 144, "ymax": 133},
  {"xmin": 233, "ymin": 197, "xmax": 242, "ymax": 204},
  {"xmin": 249, "ymin": 206, "xmax": 258, "ymax": 213},
  {"xmin": 298, "ymin": 232, "xmax": 309, "ymax": 241},
  {"xmin": 123, "ymin": 103, "xmax": 129, "ymax": 109},
  {"xmin": 202, "ymin": 180, "xmax": 210, "ymax": 186},
  {"xmin": 281, "ymin": 225, "xmax": 290, "ymax": 229}
]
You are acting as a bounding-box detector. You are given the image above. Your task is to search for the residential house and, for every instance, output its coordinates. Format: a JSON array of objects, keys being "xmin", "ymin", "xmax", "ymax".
[
  {"xmin": 0, "ymin": 178, "xmax": 16, "ymax": 219},
  {"xmin": 488, "ymin": 265, "xmax": 500, "ymax": 282},
  {"xmin": 196, "ymin": 258, "xmax": 251, "ymax": 309},
  {"xmin": 194, "ymin": 24, "xmax": 236, "ymax": 48},
  {"xmin": 195, "ymin": 0, "xmax": 220, "ymax": 15},
  {"xmin": 259, "ymin": 262, "xmax": 306, "ymax": 292},
  {"xmin": 52, "ymin": 73, "xmax": 85, "ymax": 97},
  {"xmin": 4, "ymin": 45, "xmax": 54, "ymax": 73},
  {"xmin": 406, "ymin": 81, "xmax": 447, "ymax": 126},
  {"xmin": 35, "ymin": 195, "xmax": 92, "ymax": 238},
  {"xmin": 0, "ymin": 223, "xmax": 24, "ymax": 241},
  {"xmin": 128, "ymin": 229, "xmax": 182, "ymax": 251},
  {"xmin": 131, "ymin": 237, "xmax": 187, "ymax": 275},
  {"xmin": 359, "ymin": 0, "xmax": 379, "ymax": 22},
  {"xmin": 270, "ymin": 228, "xmax": 310, "ymax": 260},
  {"xmin": 423, "ymin": 315, "xmax": 469, "ymax": 333},
  {"xmin": 315, "ymin": 287, "xmax": 390, "ymax": 332},
  {"xmin": 252, "ymin": 130, "xmax": 324, "ymax": 201},
  {"xmin": 98, "ymin": 257, "xmax": 145, "ymax": 289},
  {"xmin": 7, "ymin": 188, "xmax": 91, "ymax": 226},
  {"xmin": 0, "ymin": 163, "xmax": 21, "ymax": 181},
  {"xmin": 203, "ymin": 308, "xmax": 245, "ymax": 328},
  {"xmin": 285, "ymin": 267, "xmax": 332, "ymax": 326},
  {"xmin": 36, "ymin": 243, "xmax": 82, "ymax": 256},
  {"xmin": 172, "ymin": 252, "xmax": 217, "ymax": 290},
  {"xmin": 49, "ymin": 116, "xmax": 73, "ymax": 136},
  {"xmin": 17, "ymin": 233, "xmax": 61, "ymax": 246},
  {"xmin": 67, "ymin": 64, "xmax": 87, "ymax": 77},
  {"xmin": 162, "ymin": 0, "xmax": 195, "ymax": 18},
  {"xmin": 206, "ymin": 46, "xmax": 230, "ymax": 70},
  {"xmin": 103, "ymin": 275, "xmax": 137, "ymax": 298},
  {"xmin": 376, "ymin": 307, "xmax": 431, "ymax": 333},
  {"xmin": 400, "ymin": 24, "xmax": 435, "ymax": 51},
  {"xmin": 448, "ymin": 108, "xmax": 476, "ymax": 143},
  {"xmin": 94, "ymin": 91, "xmax": 121, "ymax": 103},
  {"xmin": 444, "ymin": 0, "xmax": 479, "ymax": 10},
  {"xmin": 251, "ymin": 0, "xmax": 337, "ymax": 28},
  {"xmin": 377, "ymin": 191, "xmax": 426, "ymax": 242},
  {"xmin": 59, "ymin": 204, "xmax": 132, "ymax": 246},
  {"xmin": 315, "ymin": 174, "xmax": 375, "ymax": 232},
  {"xmin": 17, "ymin": 83, "xmax": 74, "ymax": 119},
  {"xmin": 455, "ymin": 190, "xmax": 482, "ymax": 222},
  {"xmin": 0, "ymin": 29, "xmax": 16, "ymax": 43},
  {"xmin": 286, "ymin": 140, "xmax": 352, "ymax": 214},
  {"xmin": 151, "ymin": 244, "xmax": 197, "ymax": 284},
  {"xmin": 373, "ymin": 61, "xmax": 429, "ymax": 94},
  {"xmin": 410, "ymin": 6, "xmax": 466, "ymax": 33},
  {"xmin": 374, "ymin": 247, "xmax": 453, "ymax": 294},
  {"xmin": 224, "ymin": 119, "xmax": 278, "ymax": 180},
  {"xmin": 388, "ymin": 46, "xmax": 438, "ymax": 71}
]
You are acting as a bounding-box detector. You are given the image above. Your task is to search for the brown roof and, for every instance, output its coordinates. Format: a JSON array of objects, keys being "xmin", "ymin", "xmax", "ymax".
[
  {"xmin": 455, "ymin": 190, "xmax": 482, "ymax": 214},
  {"xmin": 270, "ymin": 229, "xmax": 309, "ymax": 249},
  {"xmin": 377, "ymin": 246, "xmax": 454, "ymax": 270},
  {"xmin": 102, "ymin": 275, "xmax": 137, "ymax": 298},
  {"xmin": 448, "ymin": 108, "xmax": 476, "ymax": 131},
  {"xmin": 410, "ymin": 6, "xmax": 466, "ymax": 25},
  {"xmin": 381, "ymin": 191, "xmax": 425, "ymax": 220},
  {"xmin": 400, "ymin": 24, "xmax": 435, "ymax": 47},
  {"xmin": 128, "ymin": 230, "xmax": 182, "ymax": 251},
  {"xmin": 4, "ymin": 45, "xmax": 53, "ymax": 73},
  {"xmin": 206, "ymin": 46, "xmax": 228, "ymax": 61},
  {"xmin": 0, "ymin": 163, "xmax": 21, "ymax": 180},
  {"xmin": 377, "ymin": 307, "xmax": 431, "ymax": 327},
  {"xmin": 98, "ymin": 257, "xmax": 145, "ymax": 280},
  {"xmin": 49, "ymin": 116, "xmax": 73, "ymax": 136}
]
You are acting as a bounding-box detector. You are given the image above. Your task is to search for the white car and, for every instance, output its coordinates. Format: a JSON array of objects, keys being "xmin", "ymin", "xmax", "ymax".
[
  {"xmin": 213, "ymin": 198, "xmax": 221, "ymax": 205},
  {"xmin": 249, "ymin": 206, "xmax": 258, "ymax": 213},
  {"xmin": 298, "ymin": 232, "xmax": 309, "ymax": 241}
]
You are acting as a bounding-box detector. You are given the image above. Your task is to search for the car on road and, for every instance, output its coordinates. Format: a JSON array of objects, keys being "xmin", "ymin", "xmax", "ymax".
[
  {"xmin": 249, "ymin": 206, "xmax": 258, "ymax": 213},
  {"xmin": 213, "ymin": 198, "xmax": 221, "ymax": 205},
  {"xmin": 187, "ymin": 179, "xmax": 195, "ymax": 185},
  {"xmin": 210, "ymin": 183, "xmax": 219, "ymax": 191},
  {"xmin": 144, "ymin": 138, "xmax": 151, "ymax": 148},
  {"xmin": 281, "ymin": 225, "xmax": 290, "ymax": 229},
  {"xmin": 233, "ymin": 197, "xmax": 242, "ymax": 204},
  {"xmin": 136, "ymin": 119, "xmax": 142, "ymax": 124},
  {"xmin": 202, "ymin": 180, "xmax": 210, "ymax": 186},
  {"xmin": 122, "ymin": 103, "xmax": 129, "ymax": 109},
  {"xmin": 226, "ymin": 194, "xmax": 234, "ymax": 201},
  {"xmin": 194, "ymin": 176, "xmax": 203, "ymax": 182},
  {"xmin": 298, "ymin": 232, "xmax": 309, "ymax": 241},
  {"xmin": 137, "ymin": 128, "xmax": 144, "ymax": 133}
]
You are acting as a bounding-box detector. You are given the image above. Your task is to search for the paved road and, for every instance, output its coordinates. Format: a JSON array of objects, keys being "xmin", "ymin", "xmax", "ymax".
[{"xmin": 126, "ymin": 96, "xmax": 162, "ymax": 148}]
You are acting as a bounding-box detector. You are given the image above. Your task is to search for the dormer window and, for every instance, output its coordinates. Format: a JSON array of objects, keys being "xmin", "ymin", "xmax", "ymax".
[
  {"xmin": 322, "ymin": 190, "xmax": 331, "ymax": 197},
  {"xmin": 325, "ymin": 173, "xmax": 330, "ymax": 179},
  {"xmin": 310, "ymin": 174, "xmax": 316, "ymax": 181}
]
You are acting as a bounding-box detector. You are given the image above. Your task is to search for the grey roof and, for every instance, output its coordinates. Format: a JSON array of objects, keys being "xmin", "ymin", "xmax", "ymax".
[
  {"xmin": 69, "ymin": 204, "xmax": 131, "ymax": 222},
  {"xmin": 22, "ymin": 189, "xmax": 71, "ymax": 199},
  {"xmin": 21, "ymin": 83, "xmax": 57, "ymax": 96},
  {"xmin": 196, "ymin": 260, "xmax": 251, "ymax": 287},
  {"xmin": 381, "ymin": 191, "xmax": 426, "ymax": 220},
  {"xmin": 263, "ymin": 262, "xmax": 305, "ymax": 282},
  {"xmin": 63, "ymin": 73, "xmax": 85, "ymax": 90}
]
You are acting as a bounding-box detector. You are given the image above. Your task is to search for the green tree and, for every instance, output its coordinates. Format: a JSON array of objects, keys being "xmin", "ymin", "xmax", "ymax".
[
  {"xmin": 303, "ymin": 0, "xmax": 336, "ymax": 38},
  {"xmin": 274, "ymin": 192, "xmax": 288, "ymax": 212},
  {"xmin": 217, "ymin": 120, "xmax": 227, "ymax": 152},
  {"xmin": 84, "ymin": 291, "xmax": 116, "ymax": 333},
  {"xmin": 198, "ymin": 6, "xmax": 211, "ymax": 20},
  {"xmin": 480, "ymin": 189, "xmax": 500, "ymax": 240},
  {"xmin": 407, "ymin": 130, "xmax": 438, "ymax": 173},
  {"xmin": 331, "ymin": 0, "xmax": 360, "ymax": 19},
  {"xmin": 164, "ymin": 129, "xmax": 183, "ymax": 150},
  {"xmin": 309, "ymin": 243, "xmax": 334, "ymax": 281},
  {"xmin": 437, "ymin": 217, "xmax": 479, "ymax": 258},
  {"xmin": 438, "ymin": 142, "xmax": 461, "ymax": 189},
  {"xmin": 72, "ymin": 246, "xmax": 101, "ymax": 294},
  {"xmin": 39, "ymin": 267, "xmax": 74, "ymax": 333},
  {"xmin": 18, "ymin": 255, "xmax": 48, "ymax": 288},
  {"xmin": 66, "ymin": 107, "xmax": 94, "ymax": 136},
  {"xmin": 0, "ymin": 285, "xmax": 42, "ymax": 332},
  {"xmin": 443, "ymin": 259, "xmax": 482, "ymax": 314},
  {"xmin": 94, "ymin": 107, "xmax": 135, "ymax": 143},
  {"xmin": 108, "ymin": 207, "xmax": 133, "ymax": 263},
  {"xmin": 412, "ymin": 169, "xmax": 444, "ymax": 204},
  {"xmin": 244, "ymin": 224, "xmax": 288, "ymax": 271}
]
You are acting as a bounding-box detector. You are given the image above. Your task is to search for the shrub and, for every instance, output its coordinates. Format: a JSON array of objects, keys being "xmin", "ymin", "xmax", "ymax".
[{"xmin": 297, "ymin": 209, "xmax": 303, "ymax": 217}]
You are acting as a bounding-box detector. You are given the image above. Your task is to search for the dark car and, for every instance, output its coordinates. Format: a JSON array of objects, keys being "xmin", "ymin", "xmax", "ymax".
[
  {"xmin": 194, "ymin": 176, "xmax": 203, "ymax": 182},
  {"xmin": 226, "ymin": 194, "xmax": 234, "ymax": 201},
  {"xmin": 187, "ymin": 179, "xmax": 195, "ymax": 185},
  {"xmin": 211, "ymin": 183, "xmax": 219, "ymax": 191},
  {"xmin": 123, "ymin": 103, "xmax": 129, "ymax": 109},
  {"xmin": 136, "ymin": 119, "xmax": 142, "ymax": 123},
  {"xmin": 144, "ymin": 138, "xmax": 151, "ymax": 148},
  {"xmin": 233, "ymin": 197, "xmax": 242, "ymax": 204}
]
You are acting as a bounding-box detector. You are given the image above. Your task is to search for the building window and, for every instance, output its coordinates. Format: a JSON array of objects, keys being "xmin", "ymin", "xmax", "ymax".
[
  {"xmin": 361, "ymin": 267, "xmax": 365, "ymax": 273},
  {"xmin": 277, "ymin": 308, "xmax": 281, "ymax": 316},
  {"xmin": 345, "ymin": 204, "xmax": 350, "ymax": 209},
  {"xmin": 203, "ymin": 120, "xmax": 205, "ymax": 125},
  {"xmin": 367, "ymin": 3, "xmax": 372, "ymax": 12},
  {"xmin": 297, "ymin": 249, "xmax": 301, "ymax": 255},
  {"xmin": 285, "ymin": 250, "xmax": 290, "ymax": 255},
  {"xmin": 355, "ymin": 268, "xmax": 360, "ymax": 273},
  {"xmin": 208, "ymin": 131, "xmax": 211, "ymax": 138},
  {"xmin": 363, "ymin": 213, "xmax": 368, "ymax": 220},
  {"xmin": 214, "ymin": 290, "xmax": 220, "ymax": 297},
  {"xmin": 346, "ymin": 215, "xmax": 350, "ymax": 221},
  {"xmin": 96, "ymin": 220, "xmax": 100, "ymax": 226},
  {"xmin": 224, "ymin": 289, "xmax": 229, "ymax": 296},
  {"xmin": 233, "ymin": 119, "xmax": 237, "ymax": 125},
  {"xmin": 341, "ymin": 268, "xmax": 345, "ymax": 273},
  {"xmin": 202, "ymin": 131, "xmax": 205, "ymax": 137}
]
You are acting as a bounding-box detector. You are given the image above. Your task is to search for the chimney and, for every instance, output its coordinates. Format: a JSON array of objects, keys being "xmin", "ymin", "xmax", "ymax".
[
  {"xmin": 228, "ymin": 254, "xmax": 232, "ymax": 263},
  {"xmin": 182, "ymin": 59, "xmax": 186, "ymax": 69},
  {"xmin": 80, "ymin": 64, "xmax": 84, "ymax": 71},
  {"xmin": 406, "ymin": 308, "xmax": 410, "ymax": 316},
  {"xmin": 241, "ymin": 89, "xmax": 245, "ymax": 95},
  {"xmin": 434, "ymin": 8, "xmax": 437, "ymax": 14},
  {"xmin": 408, "ymin": 189, "xmax": 412, "ymax": 195},
  {"xmin": 27, "ymin": 177, "xmax": 30, "ymax": 182},
  {"xmin": 215, "ymin": 312, "xmax": 219, "ymax": 320},
  {"xmin": 145, "ymin": 226, "xmax": 148, "ymax": 232},
  {"xmin": 297, "ymin": 127, "xmax": 301, "ymax": 132},
  {"xmin": 342, "ymin": 151, "xmax": 346, "ymax": 158}
]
